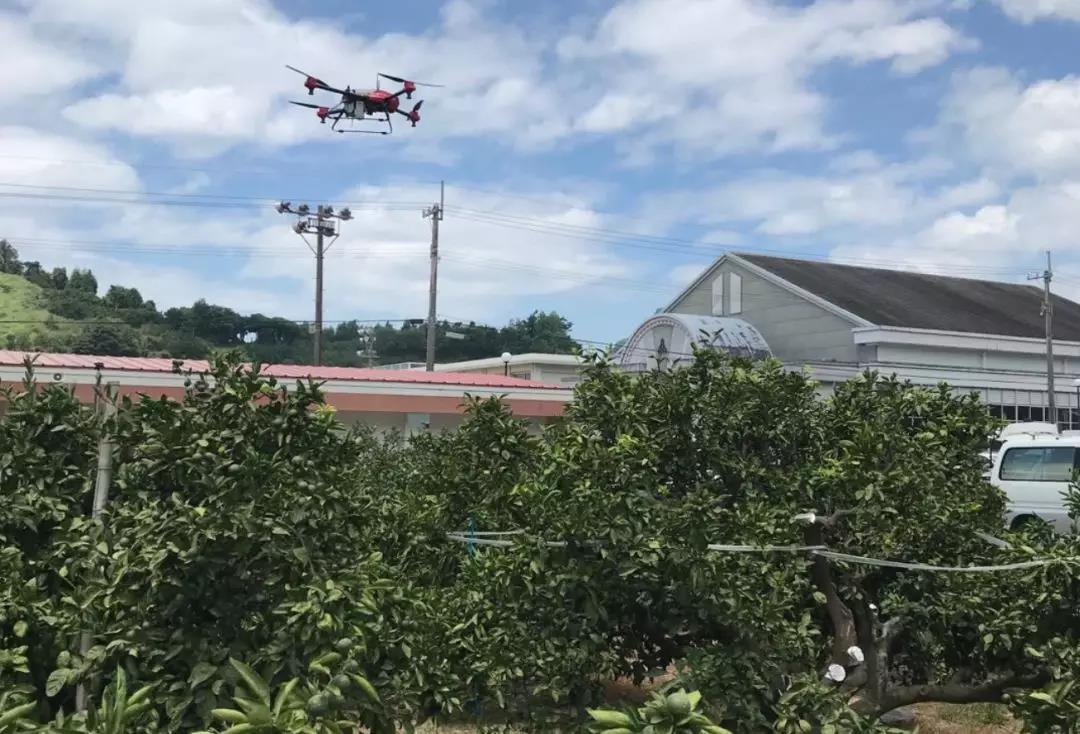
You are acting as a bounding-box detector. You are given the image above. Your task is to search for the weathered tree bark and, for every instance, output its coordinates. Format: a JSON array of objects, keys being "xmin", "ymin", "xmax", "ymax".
[
  {"xmin": 803, "ymin": 522, "xmax": 858, "ymax": 665},
  {"xmin": 880, "ymin": 672, "xmax": 1050, "ymax": 711}
]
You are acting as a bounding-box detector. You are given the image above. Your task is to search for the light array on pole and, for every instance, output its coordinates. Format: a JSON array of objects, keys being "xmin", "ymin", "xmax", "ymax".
[{"xmin": 276, "ymin": 201, "xmax": 353, "ymax": 366}]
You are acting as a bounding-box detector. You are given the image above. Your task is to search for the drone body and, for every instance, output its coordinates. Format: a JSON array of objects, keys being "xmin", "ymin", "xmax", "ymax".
[{"xmin": 287, "ymin": 66, "xmax": 440, "ymax": 135}]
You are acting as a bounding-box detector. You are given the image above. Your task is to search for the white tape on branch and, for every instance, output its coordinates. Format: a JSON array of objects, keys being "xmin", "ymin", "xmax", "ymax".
[{"xmin": 812, "ymin": 549, "xmax": 1073, "ymax": 573}]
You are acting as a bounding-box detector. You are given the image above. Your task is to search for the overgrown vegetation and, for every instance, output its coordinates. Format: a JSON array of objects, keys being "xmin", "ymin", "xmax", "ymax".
[
  {"xmin": 0, "ymin": 239, "xmax": 579, "ymax": 364},
  {"xmin": 2, "ymin": 349, "xmax": 1080, "ymax": 732}
]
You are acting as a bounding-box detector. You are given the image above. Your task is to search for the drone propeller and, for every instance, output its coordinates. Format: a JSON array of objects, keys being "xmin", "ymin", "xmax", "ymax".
[
  {"xmin": 285, "ymin": 64, "xmax": 359, "ymax": 98},
  {"xmin": 378, "ymin": 72, "xmax": 443, "ymax": 88},
  {"xmin": 289, "ymin": 100, "xmax": 334, "ymax": 123},
  {"xmin": 395, "ymin": 99, "xmax": 423, "ymax": 127}
]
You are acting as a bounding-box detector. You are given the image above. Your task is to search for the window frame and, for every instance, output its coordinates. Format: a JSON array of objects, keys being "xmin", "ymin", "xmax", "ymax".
[
  {"xmin": 729, "ymin": 272, "xmax": 743, "ymax": 314},
  {"xmin": 711, "ymin": 276, "xmax": 724, "ymax": 316},
  {"xmin": 998, "ymin": 445, "xmax": 1079, "ymax": 482}
]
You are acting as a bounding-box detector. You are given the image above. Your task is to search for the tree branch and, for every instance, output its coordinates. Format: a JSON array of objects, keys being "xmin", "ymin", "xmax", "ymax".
[
  {"xmin": 804, "ymin": 523, "xmax": 858, "ymax": 663},
  {"xmin": 880, "ymin": 671, "xmax": 1050, "ymax": 712},
  {"xmin": 820, "ymin": 509, "xmax": 855, "ymax": 529}
]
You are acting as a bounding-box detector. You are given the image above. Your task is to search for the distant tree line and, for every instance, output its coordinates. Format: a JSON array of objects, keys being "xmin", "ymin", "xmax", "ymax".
[{"xmin": 0, "ymin": 239, "xmax": 579, "ymax": 365}]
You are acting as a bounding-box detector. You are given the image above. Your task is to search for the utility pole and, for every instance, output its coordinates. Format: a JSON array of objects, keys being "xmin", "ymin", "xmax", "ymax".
[
  {"xmin": 423, "ymin": 181, "xmax": 444, "ymax": 372},
  {"xmin": 1030, "ymin": 251, "xmax": 1056, "ymax": 420},
  {"xmin": 276, "ymin": 201, "xmax": 353, "ymax": 365},
  {"xmin": 76, "ymin": 380, "xmax": 117, "ymax": 712}
]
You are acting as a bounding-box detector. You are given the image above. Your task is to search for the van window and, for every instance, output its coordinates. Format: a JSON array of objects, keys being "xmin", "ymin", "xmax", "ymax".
[{"xmin": 999, "ymin": 446, "xmax": 1078, "ymax": 481}]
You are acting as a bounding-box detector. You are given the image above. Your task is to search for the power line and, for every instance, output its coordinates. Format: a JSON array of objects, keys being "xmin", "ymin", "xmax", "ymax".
[
  {"xmin": 450, "ymin": 207, "xmax": 1036, "ymax": 277},
  {"xmin": 0, "ymin": 179, "xmax": 1043, "ymax": 278},
  {"xmin": 0, "ymin": 181, "xmax": 429, "ymax": 208}
]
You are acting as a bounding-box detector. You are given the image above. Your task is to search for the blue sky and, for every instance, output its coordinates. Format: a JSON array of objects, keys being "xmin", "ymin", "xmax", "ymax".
[{"xmin": 1, "ymin": 0, "xmax": 1080, "ymax": 347}]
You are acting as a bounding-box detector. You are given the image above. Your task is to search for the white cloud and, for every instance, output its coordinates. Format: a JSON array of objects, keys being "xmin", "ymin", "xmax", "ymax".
[
  {"xmin": 994, "ymin": 0, "xmax": 1080, "ymax": 22},
  {"xmin": 242, "ymin": 185, "xmax": 639, "ymax": 320},
  {"xmin": 643, "ymin": 155, "xmax": 999, "ymax": 239},
  {"xmin": 16, "ymin": 0, "xmax": 969, "ymax": 159},
  {"xmin": 942, "ymin": 68, "xmax": 1080, "ymax": 180},
  {"xmin": 831, "ymin": 182, "xmax": 1080, "ymax": 277},
  {"xmin": 562, "ymin": 0, "xmax": 972, "ymax": 157},
  {"xmin": 0, "ymin": 12, "xmax": 99, "ymax": 106},
  {"xmin": 0, "ymin": 127, "xmax": 139, "ymax": 191},
  {"xmin": 37, "ymin": 0, "xmax": 563, "ymax": 155},
  {"xmin": 0, "ymin": 126, "xmax": 644, "ymax": 322}
]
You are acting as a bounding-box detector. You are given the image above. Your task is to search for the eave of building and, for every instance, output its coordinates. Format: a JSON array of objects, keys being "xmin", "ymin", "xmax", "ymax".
[
  {"xmin": 852, "ymin": 325, "xmax": 1080, "ymax": 356},
  {"xmin": 431, "ymin": 353, "xmax": 584, "ymax": 371},
  {"xmin": 0, "ymin": 364, "xmax": 571, "ymax": 417}
]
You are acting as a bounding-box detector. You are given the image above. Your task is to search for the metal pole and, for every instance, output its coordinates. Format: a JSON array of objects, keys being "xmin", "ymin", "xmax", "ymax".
[
  {"xmin": 314, "ymin": 220, "xmax": 324, "ymax": 366},
  {"xmin": 1045, "ymin": 250, "xmax": 1056, "ymax": 420},
  {"xmin": 76, "ymin": 386, "xmax": 117, "ymax": 712},
  {"xmin": 424, "ymin": 181, "xmax": 444, "ymax": 372}
]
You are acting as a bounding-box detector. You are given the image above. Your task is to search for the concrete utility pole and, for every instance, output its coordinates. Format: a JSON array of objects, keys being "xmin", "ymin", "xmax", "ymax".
[
  {"xmin": 76, "ymin": 381, "xmax": 117, "ymax": 712},
  {"xmin": 276, "ymin": 202, "xmax": 352, "ymax": 365},
  {"xmin": 1030, "ymin": 251, "xmax": 1056, "ymax": 419},
  {"xmin": 422, "ymin": 181, "xmax": 444, "ymax": 372}
]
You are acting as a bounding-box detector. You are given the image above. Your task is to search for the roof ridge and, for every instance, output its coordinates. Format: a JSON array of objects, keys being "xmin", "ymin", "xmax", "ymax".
[{"xmin": 734, "ymin": 252, "xmax": 1041, "ymax": 291}]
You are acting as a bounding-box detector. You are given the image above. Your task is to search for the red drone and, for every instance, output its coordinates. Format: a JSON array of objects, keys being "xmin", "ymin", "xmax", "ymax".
[{"xmin": 287, "ymin": 65, "xmax": 441, "ymax": 135}]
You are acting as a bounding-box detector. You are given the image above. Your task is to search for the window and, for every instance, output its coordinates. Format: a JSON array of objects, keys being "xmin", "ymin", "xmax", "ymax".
[
  {"xmin": 510, "ymin": 371, "xmax": 532, "ymax": 380},
  {"xmin": 729, "ymin": 272, "xmax": 742, "ymax": 314},
  {"xmin": 711, "ymin": 276, "xmax": 724, "ymax": 316},
  {"xmin": 999, "ymin": 446, "xmax": 1078, "ymax": 481}
]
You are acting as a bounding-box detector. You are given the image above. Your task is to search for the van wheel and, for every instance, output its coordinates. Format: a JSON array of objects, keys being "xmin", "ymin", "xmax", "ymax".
[{"xmin": 1011, "ymin": 515, "xmax": 1037, "ymax": 530}]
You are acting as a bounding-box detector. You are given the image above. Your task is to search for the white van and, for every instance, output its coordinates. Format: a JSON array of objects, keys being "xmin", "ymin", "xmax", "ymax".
[{"xmin": 990, "ymin": 434, "xmax": 1079, "ymax": 532}]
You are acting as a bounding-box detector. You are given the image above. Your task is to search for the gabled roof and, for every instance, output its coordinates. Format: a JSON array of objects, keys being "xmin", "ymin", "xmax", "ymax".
[
  {"xmin": 736, "ymin": 254, "xmax": 1080, "ymax": 341},
  {"xmin": 0, "ymin": 351, "xmax": 564, "ymax": 390},
  {"xmin": 668, "ymin": 252, "xmax": 1080, "ymax": 342}
]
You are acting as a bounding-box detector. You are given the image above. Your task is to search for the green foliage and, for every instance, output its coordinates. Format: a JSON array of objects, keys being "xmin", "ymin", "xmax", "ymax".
[
  {"xmin": 4, "ymin": 348, "xmax": 1080, "ymax": 733},
  {"xmin": 0, "ymin": 240, "xmax": 22, "ymax": 276},
  {"xmin": 588, "ymin": 689, "xmax": 732, "ymax": 734},
  {"xmin": 71, "ymin": 325, "xmax": 142, "ymax": 357},
  {"xmin": 67, "ymin": 270, "xmax": 98, "ymax": 296}
]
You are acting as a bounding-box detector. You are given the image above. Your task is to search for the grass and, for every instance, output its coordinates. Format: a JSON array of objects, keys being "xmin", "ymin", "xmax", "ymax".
[
  {"xmin": 0, "ymin": 272, "xmax": 73, "ymax": 349},
  {"xmin": 408, "ymin": 704, "xmax": 1021, "ymax": 734},
  {"xmin": 913, "ymin": 703, "xmax": 1019, "ymax": 733}
]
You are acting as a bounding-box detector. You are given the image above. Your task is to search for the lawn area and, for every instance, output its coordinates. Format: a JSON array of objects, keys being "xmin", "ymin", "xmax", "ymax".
[{"xmin": 0, "ymin": 272, "xmax": 71, "ymax": 348}]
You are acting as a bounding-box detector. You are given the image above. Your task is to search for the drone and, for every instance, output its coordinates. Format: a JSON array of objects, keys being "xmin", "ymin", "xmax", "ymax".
[{"xmin": 286, "ymin": 65, "xmax": 441, "ymax": 135}]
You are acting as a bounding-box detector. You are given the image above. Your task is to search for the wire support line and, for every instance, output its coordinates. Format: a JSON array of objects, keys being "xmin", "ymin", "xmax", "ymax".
[{"xmin": 445, "ymin": 532, "xmax": 1079, "ymax": 572}]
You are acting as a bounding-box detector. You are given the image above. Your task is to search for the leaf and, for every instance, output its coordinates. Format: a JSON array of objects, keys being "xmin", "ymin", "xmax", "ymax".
[
  {"xmin": 0, "ymin": 702, "xmax": 37, "ymax": 727},
  {"xmin": 46, "ymin": 668, "xmax": 70, "ymax": 697},
  {"xmin": 350, "ymin": 674, "xmax": 381, "ymax": 705},
  {"xmin": 12, "ymin": 621, "xmax": 27, "ymax": 638},
  {"xmin": 189, "ymin": 662, "xmax": 218, "ymax": 687},
  {"xmin": 211, "ymin": 709, "xmax": 249, "ymax": 724},
  {"xmin": 229, "ymin": 659, "xmax": 271, "ymax": 705}
]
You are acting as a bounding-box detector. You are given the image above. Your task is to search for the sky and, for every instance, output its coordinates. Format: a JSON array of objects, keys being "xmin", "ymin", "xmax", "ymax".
[{"xmin": 1, "ymin": 0, "xmax": 1080, "ymax": 347}]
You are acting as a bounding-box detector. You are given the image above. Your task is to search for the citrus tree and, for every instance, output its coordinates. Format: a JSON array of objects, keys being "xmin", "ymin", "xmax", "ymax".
[{"xmin": 3, "ymin": 349, "xmax": 1080, "ymax": 733}]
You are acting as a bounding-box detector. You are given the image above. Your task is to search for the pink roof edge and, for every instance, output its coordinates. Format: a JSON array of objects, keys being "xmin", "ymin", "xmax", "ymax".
[{"xmin": 0, "ymin": 350, "xmax": 566, "ymax": 391}]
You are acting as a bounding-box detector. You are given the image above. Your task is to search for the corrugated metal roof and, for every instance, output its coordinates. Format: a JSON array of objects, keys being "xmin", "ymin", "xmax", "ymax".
[
  {"xmin": 738, "ymin": 253, "xmax": 1080, "ymax": 340},
  {"xmin": 0, "ymin": 350, "xmax": 565, "ymax": 390}
]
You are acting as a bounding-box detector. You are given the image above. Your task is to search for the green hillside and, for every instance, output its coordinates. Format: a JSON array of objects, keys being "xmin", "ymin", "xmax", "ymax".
[
  {"xmin": 0, "ymin": 239, "xmax": 580, "ymax": 364},
  {"xmin": 0, "ymin": 272, "xmax": 75, "ymax": 350}
]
